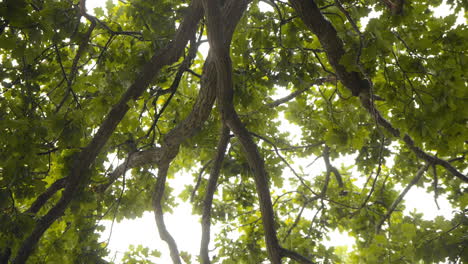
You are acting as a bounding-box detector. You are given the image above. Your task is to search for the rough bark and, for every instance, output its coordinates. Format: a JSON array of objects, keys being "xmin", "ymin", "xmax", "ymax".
[{"xmin": 202, "ymin": 0, "xmax": 284, "ymax": 262}]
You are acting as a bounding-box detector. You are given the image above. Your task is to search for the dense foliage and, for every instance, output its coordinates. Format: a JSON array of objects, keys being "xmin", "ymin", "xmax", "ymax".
[{"xmin": 0, "ymin": 0, "xmax": 467, "ymax": 263}]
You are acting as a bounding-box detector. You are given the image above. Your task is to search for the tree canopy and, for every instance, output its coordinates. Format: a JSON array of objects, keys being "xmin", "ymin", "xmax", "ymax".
[{"xmin": 0, "ymin": 0, "xmax": 467, "ymax": 263}]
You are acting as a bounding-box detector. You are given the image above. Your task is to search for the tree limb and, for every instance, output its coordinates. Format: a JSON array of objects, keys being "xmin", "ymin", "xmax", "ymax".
[
  {"xmin": 148, "ymin": 1, "xmax": 252, "ymax": 263},
  {"xmin": 289, "ymin": 0, "xmax": 370, "ymax": 97},
  {"xmin": 25, "ymin": 177, "xmax": 67, "ymax": 215},
  {"xmin": 11, "ymin": 1, "xmax": 204, "ymax": 263},
  {"xmin": 200, "ymin": 126, "xmax": 230, "ymax": 264},
  {"xmin": 152, "ymin": 164, "xmax": 182, "ymax": 264},
  {"xmin": 322, "ymin": 145, "xmax": 344, "ymax": 188},
  {"xmin": 57, "ymin": 0, "xmax": 97, "ymax": 112},
  {"xmin": 290, "ymin": 0, "xmax": 468, "ymax": 183},
  {"xmin": 376, "ymin": 164, "xmax": 429, "ymax": 232},
  {"xmin": 202, "ymin": 1, "xmax": 314, "ymax": 263},
  {"xmin": 244, "ymin": 76, "xmax": 336, "ymax": 116},
  {"xmin": 95, "ymin": 148, "xmax": 163, "ymax": 193},
  {"xmin": 146, "ymin": 33, "xmax": 202, "ymax": 140},
  {"xmin": 191, "ymin": 159, "xmax": 213, "ymax": 202},
  {"xmin": 281, "ymin": 247, "xmax": 316, "ymax": 264},
  {"xmin": 251, "ymin": 132, "xmax": 321, "ymax": 197}
]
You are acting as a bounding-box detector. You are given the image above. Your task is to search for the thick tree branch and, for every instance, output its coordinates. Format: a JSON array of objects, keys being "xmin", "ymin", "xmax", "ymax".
[
  {"xmin": 202, "ymin": 0, "xmax": 282, "ymax": 262},
  {"xmin": 25, "ymin": 177, "xmax": 67, "ymax": 215},
  {"xmin": 96, "ymin": 0, "xmax": 252, "ymax": 196},
  {"xmin": 401, "ymin": 135, "xmax": 467, "ymax": 182},
  {"xmin": 203, "ymin": 1, "xmax": 315, "ymax": 263},
  {"xmin": 281, "ymin": 248, "xmax": 316, "ymax": 264},
  {"xmin": 158, "ymin": 0, "xmax": 250, "ymax": 157},
  {"xmin": 200, "ymin": 126, "xmax": 230, "ymax": 264},
  {"xmin": 11, "ymin": 1, "xmax": 204, "ymax": 263},
  {"xmin": 289, "ymin": 0, "xmax": 370, "ymax": 97},
  {"xmin": 147, "ymin": 1, "xmax": 252, "ymax": 263},
  {"xmin": 290, "ymin": 0, "xmax": 468, "ymax": 183}
]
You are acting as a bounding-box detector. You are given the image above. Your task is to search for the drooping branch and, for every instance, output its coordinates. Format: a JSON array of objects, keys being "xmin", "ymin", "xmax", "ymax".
[
  {"xmin": 146, "ymin": 31, "xmax": 203, "ymax": 141},
  {"xmin": 290, "ymin": 0, "xmax": 468, "ymax": 183},
  {"xmin": 266, "ymin": 76, "xmax": 336, "ymax": 108},
  {"xmin": 152, "ymin": 164, "xmax": 182, "ymax": 264},
  {"xmin": 350, "ymin": 137, "xmax": 386, "ymax": 218},
  {"xmin": 200, "ymin": 126, "xmax": 230, "ymax": 264},
  {"xmin": 431, "ymin": 164, "xmax": 440, "ymax": 210},
  {"xmin": 11, "ymin": 1, "xmax": 204, "ymax": 263},
  {"xmin": 282, "ymin": 200, "xmax": 310, "ymax": 243},
  {"xmin": 271, "ymin": 142, "xmax": 325, "ymax": 152},
  {"xmin": 251, "ymin": 132, "xmax": 321, "ymax": 197},
  {"xmin": 376, "ymin": 164, "xmax": 429, "ymax": 232}
]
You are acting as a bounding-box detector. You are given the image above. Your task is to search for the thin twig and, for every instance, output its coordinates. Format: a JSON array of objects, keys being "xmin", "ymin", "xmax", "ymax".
[
  {"xmin": 376, "ymin": 164, "xmax": 429, "ymax": 232},
  {"xmin": 191, "ymin": 160, "xmax": 213, "ymax": 202}
]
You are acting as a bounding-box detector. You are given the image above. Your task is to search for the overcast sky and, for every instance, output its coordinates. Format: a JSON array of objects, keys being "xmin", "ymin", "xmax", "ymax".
[{"xmin": 85, "ymin": 0, "xmax": 463, "ymax": 263}]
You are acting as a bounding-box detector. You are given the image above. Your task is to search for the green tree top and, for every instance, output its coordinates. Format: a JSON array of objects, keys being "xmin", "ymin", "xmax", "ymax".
[{"xmin": 0, "ymin": 0, "xmax": 466, "ymax": 263}]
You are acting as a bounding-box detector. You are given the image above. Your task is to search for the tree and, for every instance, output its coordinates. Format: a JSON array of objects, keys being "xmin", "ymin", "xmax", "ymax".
[{"xmin": 0, "ymin": 0, "xmax": 466, "ymax": 263}]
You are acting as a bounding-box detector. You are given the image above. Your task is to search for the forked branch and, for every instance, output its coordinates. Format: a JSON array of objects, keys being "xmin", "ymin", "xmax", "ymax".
[{"xmin": 202, "ymin": 0, "xmax": 315, "ymax": 263}]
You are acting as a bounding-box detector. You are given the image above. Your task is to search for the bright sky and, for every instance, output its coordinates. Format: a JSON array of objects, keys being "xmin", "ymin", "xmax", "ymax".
[{"xmin": 86, "ymin": 0, "xmax": 462, "ymax": 263}]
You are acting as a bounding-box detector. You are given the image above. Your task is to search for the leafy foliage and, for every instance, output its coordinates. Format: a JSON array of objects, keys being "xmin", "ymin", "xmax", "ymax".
[{"xmin": 0, "ymin": 0, "xmax": 466, "ymax": 263}]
